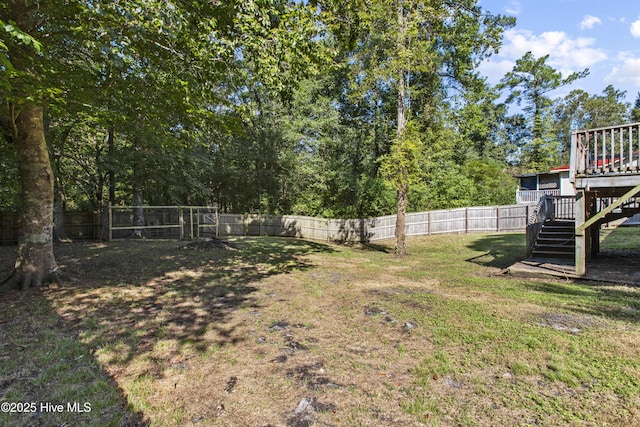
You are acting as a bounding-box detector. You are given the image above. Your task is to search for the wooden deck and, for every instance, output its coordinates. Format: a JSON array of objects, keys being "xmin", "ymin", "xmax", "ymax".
[{"xmin": 571, "ymin": 123, "xmax": 640, "ymax": 275}]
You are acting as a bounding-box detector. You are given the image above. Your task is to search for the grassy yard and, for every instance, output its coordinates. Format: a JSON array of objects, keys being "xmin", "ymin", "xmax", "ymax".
[{"xmin": 1, "ymin": 230, "xmax": 639, "ymax": 426}]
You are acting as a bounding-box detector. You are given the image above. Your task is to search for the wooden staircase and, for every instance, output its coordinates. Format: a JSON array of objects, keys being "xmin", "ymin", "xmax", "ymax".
[{"xmin": 530, "ymin": 220, "xmax": 575, "ymax": 260}]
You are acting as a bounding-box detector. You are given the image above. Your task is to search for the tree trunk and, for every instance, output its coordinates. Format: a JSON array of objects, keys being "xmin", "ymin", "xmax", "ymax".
[
  {"xmin": 108, "ymin": 123, "xmax": 116, "ymax": 206},
  {"xmin": 1, "ymin": 103, "xmax": 61, "ymax": 291},
  {"xmin": 395, "ymin": 72, "xmax": 408, "ymax": 256},
  {"xmin": 394, "ymin": 0, "xmax": 409, "ymax": 256},
  {"xmin": 131, "ymin": 132, "xmax": 145, "ymax": 238}
]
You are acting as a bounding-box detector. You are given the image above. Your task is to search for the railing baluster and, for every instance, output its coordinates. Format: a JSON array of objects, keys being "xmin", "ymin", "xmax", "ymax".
[
  {"xmin": 637, "ymin": 124, "xmax": 640, "ymax": 171},
  {"xmin": 610, "ymin": 128, "xmax": 615, "ymax": 172},
  {"xmin": 619, "ymin": 128, "xmax": 623, "ymax": 172},
  {"xmin": 629, "ymin": 127, "xmax": 633, "ymax": 172},
  {"xmin": 594, "ymin": 131, "xmax": 599, "ymax": 173}
]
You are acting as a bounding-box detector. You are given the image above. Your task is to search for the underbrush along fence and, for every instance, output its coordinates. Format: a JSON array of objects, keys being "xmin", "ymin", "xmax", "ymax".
[{"xmin": 0, "ymin": 204, "xmax": 534, "ymax": 245}]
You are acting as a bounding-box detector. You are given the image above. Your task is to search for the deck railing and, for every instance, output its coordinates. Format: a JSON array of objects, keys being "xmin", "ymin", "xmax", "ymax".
[
  {"xmin": 516, "ymin": 189, "xmax": 560, "ymax": 204},
  {"xmin": 571, "ymin": 122, "xmax": 640, "ymax": 180}
]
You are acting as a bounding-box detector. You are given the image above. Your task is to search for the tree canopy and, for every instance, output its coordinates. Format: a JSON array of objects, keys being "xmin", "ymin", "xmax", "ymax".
[{"xmin": 1, "ymin": 0, "xmax": 638, "ymax": 289}]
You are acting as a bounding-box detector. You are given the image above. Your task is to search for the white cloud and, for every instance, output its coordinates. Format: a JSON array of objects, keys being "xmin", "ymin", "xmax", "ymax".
[
  {"xmin": 498, "ymin": 29, "xmax": 607, "ymax": 73},
  {"xmin": 605, "ymin": 52, "xmax": 640, "ymax": 86},
  {"xmin": 580, "ymin": 15, "xmax": 601, "ymax": 30},
  {"xmin": 478, "ymin": 59, "xmax": 516, "ymax": 84},
  {"xmin": 505, "ymin": 1, "xmax": 521, "ymax": 16},
  {"xmin": 631, "ymin": 18, "xmax": 640, "ymax": 38}
]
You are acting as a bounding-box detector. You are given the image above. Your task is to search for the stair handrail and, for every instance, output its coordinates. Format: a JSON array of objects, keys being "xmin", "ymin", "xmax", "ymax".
[{"xmin": 526, "ymin": 195, "xmax": 552, "ymax": 258}]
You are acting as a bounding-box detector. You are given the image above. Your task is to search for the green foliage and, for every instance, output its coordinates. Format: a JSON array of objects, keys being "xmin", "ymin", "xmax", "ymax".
[
  {"xmin": 499, "ymin": 52, "xmax": 588, "ymax": 170},
  {"xmin": 381, "ymin": 120, "xmax": 425, "ymax": 189},
  {"xmin": 553, "ymin": 85, "xmax": 630, "ymax": 162},
  {"xmin": 0, "ymin": 141, "xmax": 19, "ymax": 210},
  {"xmin": 5, "ymin": 0, "xmax": 633, "ymax": 224},
  {"xmin": 463, "ymin": 160, "xmax": 517, "ymax": 206},
  {"xmin": 632, "ymin": 92, "xmax": 640, "ymax": 122},
  {"xmin": 422, "ymin": 162, "xmax": 475, "ymax": 209},
  {"xmin": 0, "ymin": 17, "xmax": 42, "ymax": 90}
]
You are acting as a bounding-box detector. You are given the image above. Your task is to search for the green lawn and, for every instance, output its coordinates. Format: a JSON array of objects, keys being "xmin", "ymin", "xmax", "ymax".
[{"xmin": 0, "ymin": 229, "xmax": 639, "ymax": 426}]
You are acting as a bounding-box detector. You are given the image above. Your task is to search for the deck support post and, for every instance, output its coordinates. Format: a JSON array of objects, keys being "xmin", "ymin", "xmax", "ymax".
[{"xmin": 575, "ymin": 190, "xmax": 587, "ymax": 276}]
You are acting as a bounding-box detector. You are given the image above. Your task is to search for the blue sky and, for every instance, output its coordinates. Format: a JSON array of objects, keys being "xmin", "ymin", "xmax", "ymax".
[{"xmin": 478, "ymin": 0, "xmax": 640, "ymax": 104}]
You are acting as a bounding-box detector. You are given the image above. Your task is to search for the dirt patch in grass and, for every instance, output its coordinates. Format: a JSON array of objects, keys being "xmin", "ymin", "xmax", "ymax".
[{"xmin": 1, "ymin": 234, "xmax": 640, "ymax": 426}]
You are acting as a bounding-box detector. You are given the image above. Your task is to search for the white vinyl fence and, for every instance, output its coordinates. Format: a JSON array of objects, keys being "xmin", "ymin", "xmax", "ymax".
[{"xmin": 107, "ymin": 204, "xmax": 533, "ymax": 243}]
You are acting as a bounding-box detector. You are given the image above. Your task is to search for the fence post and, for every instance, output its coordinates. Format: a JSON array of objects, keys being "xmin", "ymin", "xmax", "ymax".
[
  {"xmin": 496, "ymin": 206, "xmax": 500, "ymax": 232},
  {"xmin": 108, "ymin": 206, "xmax": 113, "ymax": 241},
  {"xmin": 178, "ymin": 208, "xmax": 184, "ymax": 240},
  {"xmin": 216, "ymin": 208, "xmax": 219, "ymax": 238},
  {"xmin": 189, "ymin": 206, "xmax": 195, "ymax": 240},
  {"xmin": 465, "ymin": 208, "xmax": 469, "ymax": 234},
  {"xmin": 326, "ymin": 218, "xmax": 330, "ymax": 242}
]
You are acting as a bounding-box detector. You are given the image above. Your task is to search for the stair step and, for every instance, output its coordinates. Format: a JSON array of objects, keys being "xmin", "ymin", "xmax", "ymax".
[
  {"xmin": 529, "ymin": 219, "xmax": 576, "ymax": 260},
  {"xmin": 537, "ymin": 239, "xmax": 575, "ymax": 246},
  {"xmin": 538, "ymin": 234, "xmax": 574, "ymax": 240},
  {"xmin": 531, "ymin": 250, "xmax": 575, "ymax": 259},
  {"xmin": 533, "ymin": 246, "xmax": 574, "ymax": 253},
  {"xmin": 540, "ymin": 225, "xmax": 574, "ymax": 231}
]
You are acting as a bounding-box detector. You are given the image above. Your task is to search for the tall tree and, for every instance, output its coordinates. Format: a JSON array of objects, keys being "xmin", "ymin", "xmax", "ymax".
[
  {"xmin": 0, "ymin": 2, "xmax": 68, "ymax": 289},
  {"xmin": 498, "ymin": 52, "xmax": 588, "ymax": 170},
  {"xmin": 338, "ymin": 0, "xmax": 513, "ymax": 254}
]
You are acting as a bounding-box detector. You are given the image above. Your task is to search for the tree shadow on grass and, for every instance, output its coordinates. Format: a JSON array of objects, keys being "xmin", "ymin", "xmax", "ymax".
[
  {"xmin": 521, "ymin": 279, "xmax": 640, "ymax": 324},
  {"xmin": 0, "ymin": 288, "xmax": 146, "ymax": 426},
  {"xmin": 48, "ymin": 237, "xmax": 334, "ymax": 372},
  {"xmin": 353, "ymin": 242, "xmax": 393, "ymax": 254},
  {"xmin": 464, "ymin": 233, "xmax": 526, "ymax": 269},
  {"xmin": 0, "ymin": 236, "xmax": 334, "ymax": 425}
]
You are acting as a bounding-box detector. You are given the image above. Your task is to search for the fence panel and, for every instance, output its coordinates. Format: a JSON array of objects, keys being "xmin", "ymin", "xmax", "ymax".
[
  {"xmin": 368, "ymin": 215, "xmax": 396, "ymax": 241},
  {"xmin": 327, "ymin": 218, "xmax": 370, "ymax": 242},
  {"xmin": 193, "ymin": 207, "xmax": 218, "ymax": 238},
  {"xmin": 218, "ymin": 214, "xmax": 245, "ymax": 236},
  {"xmin": 64, "ymin": 212, "xmax": 98, "ymax": 240},
  {"xmin": 293, "ymin": 216, "xmax": 327, "ymax": 240},
  {"xmin": 498, "ymin": 205, "xmax": 529, "ymax": 231},
  {"xmin": 1, "ymin": 211, "xmax": 100, "ymax": 245},
  {"xmin": 468, "ymin": 207, "xmax": 498, "ymax": 232},
  {"xmin": 429, "ymin": 208, "xmax": 467, "ymax": 234},
  {"xmin": 109, "ymin": 206, "xmax": 183, "ymax": 240},
  {"xmin": 406, "ymin": 212, "xmax": 430, "ymax": 237},
  {"xmin": 0, "ymin": 213, "xmax": 19, "ymax": 245}
]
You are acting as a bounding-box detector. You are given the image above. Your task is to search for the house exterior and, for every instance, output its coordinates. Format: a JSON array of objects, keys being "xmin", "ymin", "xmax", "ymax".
[{"xmin": 515, "ymin": 166, "xmax": 575, "ymax": 204}]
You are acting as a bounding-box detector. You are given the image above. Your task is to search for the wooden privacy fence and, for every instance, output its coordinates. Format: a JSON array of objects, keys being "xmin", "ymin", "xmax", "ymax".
[
  {"xmin": 106, "ymin": 204, "xmax": 532, "ymax": 243},
  {"xmin": 0, "ymin": 212, "xmax": 99, "ymax": 245},
  {"xmin": 0, "ymin": 204, "xmax": 534, "ymax": 245}
]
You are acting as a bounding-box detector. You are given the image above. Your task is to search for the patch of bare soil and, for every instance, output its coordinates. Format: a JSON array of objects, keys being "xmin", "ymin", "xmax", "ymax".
[
  {"xmin": 587, "ymin": 250, "xmax": 640, "ymax": 285},
  {"xmin": 534, "ymin": 311, "xmax": 608, "ymax": 334}
]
